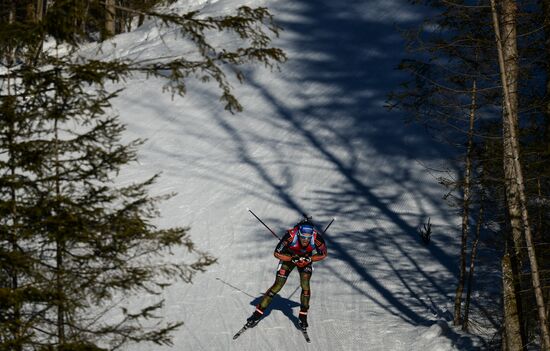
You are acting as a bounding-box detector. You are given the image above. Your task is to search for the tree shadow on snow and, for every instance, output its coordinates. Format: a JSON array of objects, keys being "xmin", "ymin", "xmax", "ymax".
[
  {"xmin": 191, "ymin": 0, "xmax": 463, "ymax": 332},
  {"xmin": 133, "ymin": 0, "xmax": 487, "ymax": 349}
]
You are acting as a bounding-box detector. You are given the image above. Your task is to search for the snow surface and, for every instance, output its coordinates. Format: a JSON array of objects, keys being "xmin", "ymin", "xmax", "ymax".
[{"xmin": 88, "ymin": 0, "xmax": 486, "ymax": 349}]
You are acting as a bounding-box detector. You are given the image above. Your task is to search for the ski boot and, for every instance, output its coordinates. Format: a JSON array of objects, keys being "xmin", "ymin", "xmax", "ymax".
[
  {"xmin": 298, "ymin": 310, "xmax": 308, "ymax": 329},
  {"xmin": 246, "ymin": 309, "xmax": 264, "ymax": 328}
]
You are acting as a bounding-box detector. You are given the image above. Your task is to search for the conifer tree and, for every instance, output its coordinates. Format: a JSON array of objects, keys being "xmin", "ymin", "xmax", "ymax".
[{"xmin": 0, "ymin": 0, "xmax": 286, "ymax": 349}]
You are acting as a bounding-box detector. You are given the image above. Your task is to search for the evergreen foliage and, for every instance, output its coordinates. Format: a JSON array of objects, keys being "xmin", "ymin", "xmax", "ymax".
[{"xmin": 0, "ymin": 0, "xmax": 286, "ymax": 349}]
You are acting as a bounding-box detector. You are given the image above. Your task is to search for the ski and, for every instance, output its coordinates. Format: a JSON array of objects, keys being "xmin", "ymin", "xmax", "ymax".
[
  {"xmin": 300, "ymin": 327, "xmax": 311, "ymax": 343},
  {"xmin": 232, "ymin": 324, "xmax": 249, "ymax": 340}
]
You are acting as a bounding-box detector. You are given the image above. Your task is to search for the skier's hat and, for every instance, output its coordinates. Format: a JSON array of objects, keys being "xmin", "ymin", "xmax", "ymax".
[{"xmin": 298, "ymin": 224, "xmax": 314, "ymax": 238}]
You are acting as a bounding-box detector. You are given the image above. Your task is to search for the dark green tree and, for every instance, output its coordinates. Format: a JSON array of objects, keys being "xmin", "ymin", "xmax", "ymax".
[{"xmin": 0, "ymin": 0, "xmax": 286, "ymax": 349}]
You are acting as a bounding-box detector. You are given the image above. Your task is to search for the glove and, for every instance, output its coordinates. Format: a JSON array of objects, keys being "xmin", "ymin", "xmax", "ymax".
[{"xmin": 291, "ymin": 256, "xmax": 312, "ymax": 268}]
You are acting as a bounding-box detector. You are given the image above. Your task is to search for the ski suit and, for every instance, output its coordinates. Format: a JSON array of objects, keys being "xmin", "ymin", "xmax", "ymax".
[{"xmin": 255, "ymin": 224, "xmax": 328, "ymax": 315}]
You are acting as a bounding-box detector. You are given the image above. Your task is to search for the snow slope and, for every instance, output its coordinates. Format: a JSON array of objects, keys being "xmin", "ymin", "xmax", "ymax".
[{"xmin": 91, "ymin": 0, "xmax": 486, "ymax": 349}]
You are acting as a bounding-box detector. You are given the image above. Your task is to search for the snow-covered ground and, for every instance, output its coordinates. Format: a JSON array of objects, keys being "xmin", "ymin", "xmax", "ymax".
[{"xmin": 92, "ymin": 0, "xmax": 486, "ymax": 349}]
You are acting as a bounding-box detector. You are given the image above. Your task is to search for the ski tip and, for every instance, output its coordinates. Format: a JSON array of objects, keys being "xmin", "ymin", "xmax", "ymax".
[
  {"xmin": 246, "ymin": 207, "xmax": 250, "ymax": 211},
  {"xmin": 300, "ymin": 328, "xmax": 311, "ymax": 342}
]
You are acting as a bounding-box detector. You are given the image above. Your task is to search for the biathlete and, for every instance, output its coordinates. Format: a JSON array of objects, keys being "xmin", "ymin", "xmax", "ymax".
[{"xmin": 245, "ymin": 218, "xmax": 328, "ymax": 329}]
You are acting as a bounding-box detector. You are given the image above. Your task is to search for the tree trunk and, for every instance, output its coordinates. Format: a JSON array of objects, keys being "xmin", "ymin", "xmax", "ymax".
[
  {"xmin": 8, "ymin": 0, "xmax": 15, "ymax": 22},
  {"xmin": 105, "ymin": 0, "xmax": 116, "ymax": 38},
  {"xmin": 500, "ymin": 0, "xmax": 523, "ymax": 260},
  {"xmin": 138, "ymin": 13, "xmax": 145, "ymax": 27},
  {"xmin": 454, "ymin": 79, "xmax": 477, "ymax": 327},
  {"xmin": 543, "ymin": 0, "xmax": 550, "ymax": 154},
  {"xmin": 53, "ymin": 116, "xmax": 65, "ymax": 345},
  {"xmin": 56, "ymin": 238, "xmax": 65, "ymax": 344},
  {"xmin": 503, "ymin": 253, "xmax": 523, "ymax": 351},
  {"xmin": 35, "ymin": 0, "xmax": 44, "ymax": 21},
  {"xmin": 499, "ymin": 1, "xmax": 527, "ymax": 343},
  {"xmin": 5, "ymin": 1, "xmax": 16, "ymax": 66},
  {"xmin": 463, "ymin": 193, "xmax": 483, "ymax": 332},
  {"xmin": 6, "ymin": 67, "xmax": 23, "ymax": 351},
  {"xmin": 503, "ymin": 328, "xmax": 508, "ymax": 351},
  {"xmin": 490, "ymin": 0, "xmax": 550, "ymax": 349}
]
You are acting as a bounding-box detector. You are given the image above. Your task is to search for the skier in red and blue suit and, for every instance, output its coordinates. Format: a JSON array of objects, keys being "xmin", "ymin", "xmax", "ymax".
[{"xmin": 246, "ymin": 219, "xmax": 328, "ymax": 329}]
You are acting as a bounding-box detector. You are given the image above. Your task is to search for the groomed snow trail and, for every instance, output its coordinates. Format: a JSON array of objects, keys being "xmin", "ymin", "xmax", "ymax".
[{"xmin": 101, "ymin": 0, "xmax": 484, "ymax": 350}]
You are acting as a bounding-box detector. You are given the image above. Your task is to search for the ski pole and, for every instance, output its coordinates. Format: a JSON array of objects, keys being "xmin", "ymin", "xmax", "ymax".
[
  {"xmin": 247, "ymin": 208, "xmax": 281, "ymax": 240},
  {"xmin": 323, "ymin": 217, "xmax": 336, "ymax": 234},
  {"xmin": 216, "ymin": 278, "xmax": 256, "ymax": 298}
]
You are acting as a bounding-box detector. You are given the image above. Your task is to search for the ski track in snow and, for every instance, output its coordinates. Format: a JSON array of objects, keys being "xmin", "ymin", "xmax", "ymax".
[{"xmin": 90, "ymin": 0, "xmax": 486, "ymax": 350}]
